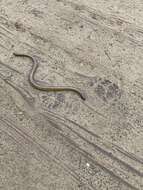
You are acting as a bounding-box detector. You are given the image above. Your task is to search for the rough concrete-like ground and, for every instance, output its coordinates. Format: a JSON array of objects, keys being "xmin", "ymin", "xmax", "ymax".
[{"xmin": 0, "ymin": 0, "xmax": 143, "ymax": 189}]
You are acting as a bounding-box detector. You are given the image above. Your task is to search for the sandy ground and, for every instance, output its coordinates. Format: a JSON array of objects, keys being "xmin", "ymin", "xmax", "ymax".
[{"xmin": 0, "ymin": 0, "xmax": 143, "ymax": 189}]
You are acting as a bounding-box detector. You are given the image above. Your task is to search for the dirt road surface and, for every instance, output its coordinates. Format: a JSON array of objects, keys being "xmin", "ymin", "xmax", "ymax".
[{"xmin": 0, "ymin": 0, "xmax": 143, "ymax": 189}]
